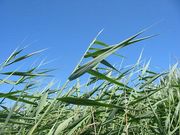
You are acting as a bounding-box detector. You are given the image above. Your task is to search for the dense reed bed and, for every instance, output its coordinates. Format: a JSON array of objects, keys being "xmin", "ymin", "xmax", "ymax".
[{"xmin": 0, "ymin": 30, "xmax": 179, "ymax": 135}]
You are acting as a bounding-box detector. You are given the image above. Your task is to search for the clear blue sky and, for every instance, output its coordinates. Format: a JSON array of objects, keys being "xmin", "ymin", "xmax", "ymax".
[{"xmin": 0, "ymin": 0, "xmax": 180, "ymax": 82}]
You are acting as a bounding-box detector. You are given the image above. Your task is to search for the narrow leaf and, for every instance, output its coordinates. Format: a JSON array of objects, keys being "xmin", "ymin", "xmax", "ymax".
[
  {"xmin": 88, "ymin": 69, "xmax": 132, "ymax": 90},
  {"xmin": 57, "ymin": 97, "xmax": 122, "ymax": 108}
]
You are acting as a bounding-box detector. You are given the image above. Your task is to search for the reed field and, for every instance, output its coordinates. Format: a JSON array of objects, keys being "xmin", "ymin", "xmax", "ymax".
[{"xmin": 0, "ymin": 29, "xmax": 179, "ymax": 135}]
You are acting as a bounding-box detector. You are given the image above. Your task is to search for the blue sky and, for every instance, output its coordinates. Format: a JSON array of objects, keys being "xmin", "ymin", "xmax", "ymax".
[{"xmin": 0, "ymin": 0, "xmax": 180, "ymax": 82}]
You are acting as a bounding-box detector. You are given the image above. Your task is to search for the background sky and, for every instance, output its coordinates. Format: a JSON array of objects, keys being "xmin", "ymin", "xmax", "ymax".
[{"xmin": 0, "ymin": 0, "xmax": 180, "ymax": 83}]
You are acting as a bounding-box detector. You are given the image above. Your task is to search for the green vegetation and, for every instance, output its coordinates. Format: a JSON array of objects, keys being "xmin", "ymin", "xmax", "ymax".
[{"xmin": 0, "ymin": 30, "xmax": 179, "ymax": 135}]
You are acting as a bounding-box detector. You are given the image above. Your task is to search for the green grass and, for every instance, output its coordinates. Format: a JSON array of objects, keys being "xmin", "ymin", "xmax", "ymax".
[{"xmin": 0, "ymin": 29, "xmax": 179, "ymax": 135}]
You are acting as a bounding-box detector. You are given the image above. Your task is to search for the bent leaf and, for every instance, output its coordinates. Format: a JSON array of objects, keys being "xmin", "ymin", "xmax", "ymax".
[{"xmin": 69, "ymin": 29, "xmax": 152, "ymax": 81}]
